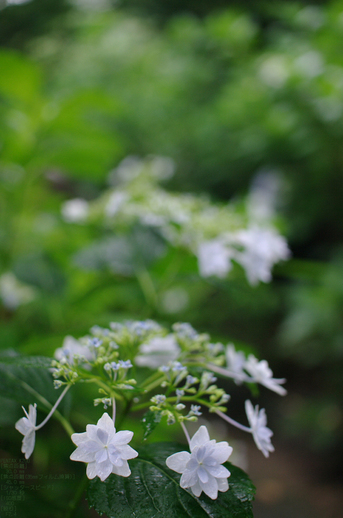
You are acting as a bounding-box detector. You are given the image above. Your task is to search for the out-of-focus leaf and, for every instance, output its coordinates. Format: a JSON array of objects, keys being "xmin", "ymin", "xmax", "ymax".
[{"xmin": 0, "ymin": 352, "xmax": 68, "ymax": 412}]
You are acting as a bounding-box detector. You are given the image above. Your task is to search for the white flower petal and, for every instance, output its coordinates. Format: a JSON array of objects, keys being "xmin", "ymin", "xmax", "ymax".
[
  {"xmin": 96, "ymin": 413, "xmax": 115, "ymax": 437},
  {"xmin": 97, "ymin": 459, "xmax": 113, "ymax": 481},
  {"xmin": 112, "ymin": 430, "xmax": 134, "ymax": 445},
  {"xmin": 86, "ymin": 461, "xmax": 98, "ymax": 479},
  {"xmin": 190, "ymin": 426, "xmax": 210, "ymax": 451},
  {"xmin": 27, "ymin": 404, "xmax": 37, "ymax": 426},
  {"xmin": 112, "ymin": 459, "xmax": 131, "ymax": 477},
  {"xmin": 86, "ymin": 424, "xmax": 98, "ymax": 440},
  {"xmin": 211, "ymin": 442, "xmax": 233, "ymax": 464},
  {"xmin": 96, "ymin": 428, "xmax": 109, "ymax": 444},
  {"xmin": 180, "ymin": 469, "xmax": 198, "ymax": 488},
  {"xmin": 190, "ymin": 480, "xmax": 202, "ymax": 497},
  {"xmin": 71, "ymin": 431, "xmax": 89, "ymax": 446},
  {"xmin": 95, "ymin": 448, "xmax": 109, "ymax": 464},
  {"xmin": 22, "ymin": 430, "xmax": 36, "ymax": 459},
  {"xmin": 70, "ymin": 446, "xmax": 96, "ymax": 463},
  {"xmin": 206, "ymin": 465, "xmax": 230, "ymax": 478},
  {"xmin": 15, "ymin": 417, "xmax": 31, "ymax": 436},
  {"xmin": 197, "ymin": 466, "xmax": 209, "ymax": 484},
  {"xmin": 200, "ymin": 475, "xmax": 218, "ymax": 500},
  {"xmin": 166, "ymin": 451, "xmax": 191, "ymax": 473},
  {"xmin": 116, "ymin": 444, "xmax": 138, "ymax": 460},
  {"xmin": 217, "ymin": 477, "xmax": 229, "ymax": 492}
]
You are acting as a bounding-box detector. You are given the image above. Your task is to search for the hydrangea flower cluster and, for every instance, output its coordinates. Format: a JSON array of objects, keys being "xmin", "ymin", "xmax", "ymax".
[
  {"xmin": 61, "ymin": 155, "xmax": 290, "ymax": 286},
  {"xmin": 15, "ymin": 319, "xmax": 286, "ymax": 499}
]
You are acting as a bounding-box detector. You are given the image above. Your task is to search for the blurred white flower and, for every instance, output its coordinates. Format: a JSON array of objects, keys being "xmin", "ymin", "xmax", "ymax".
[
  {"xmin": 161, "ymin": 287, "xmax": 189, "ymax": 314},
  {"xmin": 245, "ymin": 354, "xmax": 287, "ymax": 396},
  {"xmin": 105, "ymin": 191, "xmax": 128, "ymax": 218},
  {"xmin": 245, "ymin": 400, "xmax": 274, "ymax": 457},
  {"xmin": 234, "ymin": 226, "xmax": 290, "ymax": 285},
  {"xmin": 166, "ymin": 425, "xmax": 232, "ymax": 500},
  {"xmin": 54, "ymin": 335, "xmax": 93, "ymax": 366},
  {"xmin": 135, "ymin": 334, "xmax": 180, "ymax": 368},
  {"xmin": 247, "ymin": 170, "xmax": 283, "ymax": 223},
  {"xmin": 0, "ymin": 272, "xmax": 36, "ymax": 310},
  {"xmin": 225, "ymin": 344, "xmax": 247, "ymax": 383},
  {"xmin": 70, "ymin": 412, "xmax": 138, "ymax": 481},
  {"xmin": 61, "ymin": 198, "xmax": 89, "ymax": 223},
  {"xmin": 15, "ymin": 404, "xmax": 37, "ymax": 459},
  {"xmin": 197, "ymin": 239, "xmax": 232, "ymax": 279}
]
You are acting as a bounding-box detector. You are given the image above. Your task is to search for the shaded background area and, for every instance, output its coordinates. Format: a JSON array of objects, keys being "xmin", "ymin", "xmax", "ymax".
[{"xmin": 1, "ymin": 0, "xmax": 343, "ymax": 517}]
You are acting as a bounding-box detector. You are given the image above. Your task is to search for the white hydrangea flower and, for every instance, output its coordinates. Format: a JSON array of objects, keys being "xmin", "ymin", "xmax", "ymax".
[
  {"xmin": 135, "ymin": 334, "xmax": 180, "ymax": 369},
  {"xmin": 245, "ymin": 354, "xmax": 287, "ymax": 396},
  {"xmin": 70, "ymin": 413, "xmax": 138, "ymax": 481},
  {"xmin": 61, "ymin": 198, "xmax": 89, "ymax": 223},
  {"xmin": 197, "ymin": 239, "xmax": 232, "ymax": 279},
  {"xmin": 245, "ymin": 400, "xmax": 274, "ymax": 458},
  {"xmin": 233, "ymin": 226, "xmax": 290, "ymax": 285},
  {"xmin": 166, "ymin": 425, "xmax": 232, "ymax": 500},
  {"xmin": 15, "ymin": 404, "xmax": 37, "ymax": 459}
]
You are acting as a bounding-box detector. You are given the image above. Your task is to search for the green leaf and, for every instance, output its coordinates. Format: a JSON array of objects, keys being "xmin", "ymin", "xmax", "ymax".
[
  {"xmin": 87, "ymin": 442, "xmax": 255, "ymax": 518},
  {"xmin": 0, "ymin": 352, "xmax": 68, "ymax": 412},
  {"xmin": 141, "ymin": 410, "xmax": 162, "ymax": 440}
]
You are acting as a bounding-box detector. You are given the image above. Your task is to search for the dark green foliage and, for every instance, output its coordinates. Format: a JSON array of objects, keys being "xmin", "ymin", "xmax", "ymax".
[
  {"xmin": 0, "ymin": 352, "xmax": 68, "ymax": 412},
  {"xmin": 141, "ymin": 409, "xmax": 162, "ymax": 440},
  {"xmin": 87, "ymin": 442, "xmax": 255, "ymax": 518}
]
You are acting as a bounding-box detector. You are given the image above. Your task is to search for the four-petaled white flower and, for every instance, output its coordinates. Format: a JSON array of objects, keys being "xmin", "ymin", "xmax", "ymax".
[
  {"xmin": 15, "ymin": 404, "xmax": 37, "ymax": 459},
  {"xmin": 245, "ymin": 400, "xmax": 274, "ymax": 458},
  {"xmin": 70, "ymin": 413, "xmax": 138, "ymax": 481},
  {"xmin": 166, "ymin": 425, "xmax": 232, "ymax": 500},
  {"xmin": 245, "ymin": 354, "xmax": 287, "ymax": 395}
]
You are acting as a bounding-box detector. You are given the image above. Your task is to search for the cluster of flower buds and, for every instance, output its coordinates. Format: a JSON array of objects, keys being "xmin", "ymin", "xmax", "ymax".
[{"xmin": 15, "ymin": 319, "xmax": 286, "ymax": 499}]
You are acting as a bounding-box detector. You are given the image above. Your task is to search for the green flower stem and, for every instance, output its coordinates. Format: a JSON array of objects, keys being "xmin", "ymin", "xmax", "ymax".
[
  {"xmin": 142, "ymin": 375, "xmax": 166, "ymax": 394},
  {"xmin": 19, "ymin": 379, "xmax": 74, "ymax": 436},
  {"xmin": 141, "ymin": 370, "xmax": 164, "ymax": 388},
  {"xmin": 65, "ymin": 473, "xmax": 89, "ymax": 518},
  {"xmin": 135, "ymin": 267, "xmax": 158, "ymax": 310},
  {"xmin": 91, "ymin": 378, "xmax": 125, "ymax": 401},
  {"xmin": 131, "ymin": 395, "xmax": 211, "ymax": 413},
  {"xmin": 35, "ymin": 385, "xmax": 71, "ymax": 430}
]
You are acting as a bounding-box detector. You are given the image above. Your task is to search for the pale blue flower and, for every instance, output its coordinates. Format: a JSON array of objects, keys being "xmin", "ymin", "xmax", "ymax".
[
  {"xmin": 70, "ymin": 413, "xmax": 138, "ymax": 481},
  {"xmin": 166, "ymin": 425, "xmax": 232, "ymax": 499}
]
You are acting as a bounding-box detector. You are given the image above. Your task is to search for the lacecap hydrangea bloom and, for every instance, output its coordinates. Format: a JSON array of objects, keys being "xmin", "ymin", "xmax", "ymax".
[{"xmin": 166, "ymin": 425, "xmax": 232, "ymax": 499}]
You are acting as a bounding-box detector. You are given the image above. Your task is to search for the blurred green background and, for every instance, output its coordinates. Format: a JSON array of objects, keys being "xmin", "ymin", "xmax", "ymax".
[{"xmin": 0, "ymin": 1, "xmax": 343, "ymax": 517}]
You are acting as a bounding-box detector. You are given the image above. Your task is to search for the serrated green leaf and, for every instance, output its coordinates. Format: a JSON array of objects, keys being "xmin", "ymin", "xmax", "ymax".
[
  {"xmin": 141, "ymin": 410, "xmax": 162, "ymax": 440},
  {"xmin": 87, "ymin": 442, "xmax": 255, "ymax": 518}
]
